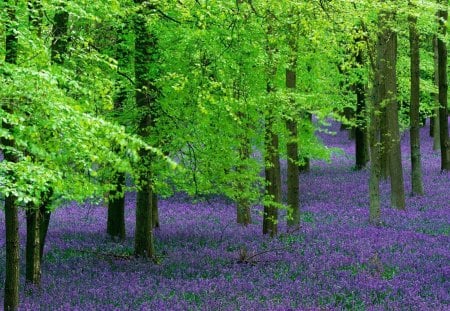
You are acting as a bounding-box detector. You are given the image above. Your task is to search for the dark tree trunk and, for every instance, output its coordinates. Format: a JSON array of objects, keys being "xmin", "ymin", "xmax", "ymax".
[
  {"xmin": 437, "ymin": 4, "xmax": 450, "ymax": 171},
  {"xmin": 409, "ymin": 11, "xmax": 424, "ymax": 195},
  {"xmin": 135, "ymin": 183, "xmax": 154, "ymax": 257},
  {"xmin": 379, "ymin": 108, "xmax": 390, "ymax": 180},
  {"xmin": 354, "ymin": 40, "xmax": 369, "ymax": 170},
  {"xmin": 299, "ymin": 112, "xmax": 312, "ymax": 173},
  {"xmin": 107, "ymin": 20, "xmax": 132, "ymax": 239},
  {"xmin": 433, "ymin": 36, "xmax": 441, "ymax": 150},
  {"xmin": 262, "ymin": 17, "xmax": 280, "ymax": 237},
  {"xmin": 4, "ymin": 196, "xmax": 19, "ymax": 311},
  {"xmin": 236, "ymin": 132, "xmax": 251, "ymax": 226},
  {"xmin": 39, "ymin": 203, "xmax": 51, "ymax": 260},
  {"xmin": 133, "ymin": 1, "xmax": 158, "ymax": 258},
  {"xmin": 152, "ymin": 193, "xmax": 159, "ymax": 229},
  {"xmin": 107, "ymin": 173, "xmax": 126, "ymax": 240},
  {"xmin": 263, "ymin": 112, "xmax": 280, "ymax": 237},
  {"xmin": 3, "ymin": 2, "xmax": 19, "ymax": 309},
  {"xmin": 369, "ymin": 17, "xmax": 385, "ymax": 226},
  {"xmin": 37, "ymin": 7, "xmax": 69, "ymax": 268},
  {"xmin": 286, "ymin": 66, "xmax": 300, "ymax": 228},
  {"xmin": 26, "ymin": 206, "xmax": 41, "ymax": 284}
]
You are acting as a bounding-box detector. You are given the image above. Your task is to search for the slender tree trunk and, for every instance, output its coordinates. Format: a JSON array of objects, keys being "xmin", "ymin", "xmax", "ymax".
[
  {"xmin": 299, "ymin": 112, "xmax": 312, "ymax": 173},
  {"xmin": 433, "ymin": 36, "xmax": 441, "ymax": 150},
  {"xmin": 262, "ymin": 16, "xmax": 280, "ymax": 237},
  {"xmin": 263, "ymin": 111, "xmax": 280, "ymax": 237},
  {"xmin": 379, "ymin": 108, "xmax": 390, "ymax": 180},
  {"xmin": 437, "ymin": 3, "xmax": 450, "ymax": 171},
  {"xmin": 354, "ymin": 38, "xmax": 369, "ymax": 169},
  {"xmin": 133, "ymin": 1, "xmax": 157, "ymax": 257},
  {"xmin": 4, "ymin": 196, "xmax": 19, "ymax": 311},
  {"xmin": 369, "ymin": 92, "xmax": 381, "ymax": 225},
  {"xmin": 369, "ymin": 18, "xmax": 385, "ymax": 225},
  {"xmin": 37, "ymin": 8, "xmax": 69, "ymax": 267},
  {"xmin": 26, "ymin": 206, "xmax": 41, "ymax": 284},
  {"xmin": 236, "ymin": 128, "xmax": 251, "ymax": 225},
  {"xmin": 409, "ymin": 10, "xmax": 424, "ymax": 195},
  {"xmin": 152, "ymin": 193, "xmax": 159, "ymax": 228},
  {"xmin": 285, "ymin": 34, "xmax": 300, "ymax": 227},
  {"xmin": 3, "ymin": 1, "xmax": 19, "ymax": 309},
  {"xmin": 107, "ymin": 173, "xmax": 126, "ymax": 240}
]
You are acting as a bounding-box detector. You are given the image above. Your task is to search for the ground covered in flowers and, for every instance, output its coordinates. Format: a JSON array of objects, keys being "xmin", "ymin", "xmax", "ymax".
[{"xmin": 1, "ymin": 121, "xmax": 449, "ymax": 310}]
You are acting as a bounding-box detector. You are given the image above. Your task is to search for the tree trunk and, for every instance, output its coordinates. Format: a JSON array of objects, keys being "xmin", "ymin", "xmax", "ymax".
[
  {"xmin": 355, "ymin": 38, "xmax": 369, "ymax": 170},
  {"xmin": 437, "ymin": 4, "xmax": 450, "ymax": 171},
  {"xmin": 236, "ymin": 132, "xmax": 251, "ymax": 226},
  {"xmin": 133, "ymin": 1, "xmax": 158, "ymax": 258},
  {"xmin": 26, "ymin": 206, "xmax": 41, "ymax": 284},
  {"xmin": 379, "ymin": 108, "xmax": 390, "ymax": 180},
  {"xmin": 262, "ymin": 15, "xmax": 280, "ymax": 237},
  {"xmin": 3, "ymin": 2, "xmax": 20, "ymax": 309},
  {"xmin": 152, "ymin": 193, "xmax": 160, "ymax": 228},
  {"xmin": 135, "ymin": 183, "xmax": 154, "ymax": 257},
  {"xmin": 286, "ymin": 64, "xmax": 300, "ymax": 227},
  {"xmin": 369, "ymin": 94, "xmax": 381, "ymax": 225},
  {"xmin": 4, "ymin": 196, "xmax": 19, "ymax": 311},
  {"xmin": 299, "ymin": 112, "xmax": 312, "ymax": 173},
  {"xmin": 37, "ymin": 8, "xmax": 69, "ymax": 267},
  {"xmin": 433, "ymin": 36, "xmax": 441, "ymax": 150},
  {"xmin": 409, "ymin": 10, "xmax": 424, "ymax": 195},
  {"xmin": 107, "ymin": 173, "xmax": 126, "ymax": 240},
  {"xmin": 263, "ymin": 112, "xmax": 280, "ymax": 237},
  {"xmin": 384, "ymin": 21, "xmax": 405, "ymax": 210}
]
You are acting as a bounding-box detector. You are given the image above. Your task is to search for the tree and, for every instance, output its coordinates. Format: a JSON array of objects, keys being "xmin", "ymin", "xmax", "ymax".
[
  {"xmin": 2, "ymin": 0, "xmax": 20, "ymax": 308},
  {"xmin": 285, "ymin": 9, "xmax": 300, "ymax": 228},
  {"xmin": 437, "ymin": 0, "xmax": 450, "ymax": 171},
  {"xmin": 133, "ymin": 0, "xmax": 158, "ymax": 258},
  {"xmin": 262, "ymin": 9, "xmax": 280, "ymax": 237},
  {"xmin": 409, "ymin": 2, "xmax": 424, "ymax": 195},
  {"xmin": 379, "ymin": 5, "xmax": 405, "ymax": 210},
  {"xmin": 354, "ymin": 31, "xmax": 369, "ymax": 170}
]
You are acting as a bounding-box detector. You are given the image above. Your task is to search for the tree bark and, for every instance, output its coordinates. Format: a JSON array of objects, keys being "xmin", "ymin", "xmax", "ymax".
[
  {"xmin": 263, "ymin": 111, "xmax": 280, "ymax": 237},
  {"xmin": 437, "ymin": 3, "xmax": 450, "ymax": 171},
  {"xmin": 3, "ymin": 1, "xmax": 19, "ymax": 309},
  {"xmin": 37, "ymin": 8, "xmax": 69, "ymax": 268},
  {"xmin": 26, "ymin": 206, "xmax": 41, "ymax": 284},
  {"xmin": 379, "ymin": 108, "xmax": 390, "ymax": 180},
  {"xmin": 299, "ymin": 112, "xmax": 312, "ymax": 173},
  {"xmin": 354, "ymin": 37, "xmax": 369, "ymax": 170},
  {"xmin": 107, "ymin": 173, "xmax": 126, "ymax": 240},
  {"xmin": 133, "ymin": 1, "xmax": 157, "ymax": 258},
  {"xmin": 236, "ymin": 130, "xmax": 251, "ymax": 226},
  {"xmin": 433, "ymin": 36, "xmax": 441, "ymax": 150},
  {"xmin": 262, "ymin": 15, "xmax": 280, "ymax": 237},
  {"xmin": 152, "ymin": 193, "xmax": 159, "ymax": 228},
  {"xmin": 384, "ymin": 23, "xmax": 405, "ymax": 210},
  {"xmin": 409, "ymin": 10, "xmax": 424, "ymax": 195},
  {"xmin": 285, "ymin": 64, "xmax": 300, "ymax": 227}
]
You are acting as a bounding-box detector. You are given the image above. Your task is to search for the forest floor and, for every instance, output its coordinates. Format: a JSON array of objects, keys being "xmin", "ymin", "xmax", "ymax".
[{"xmin": 0, "ymin": 121, "xmax": 449, "ymax": 310}]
